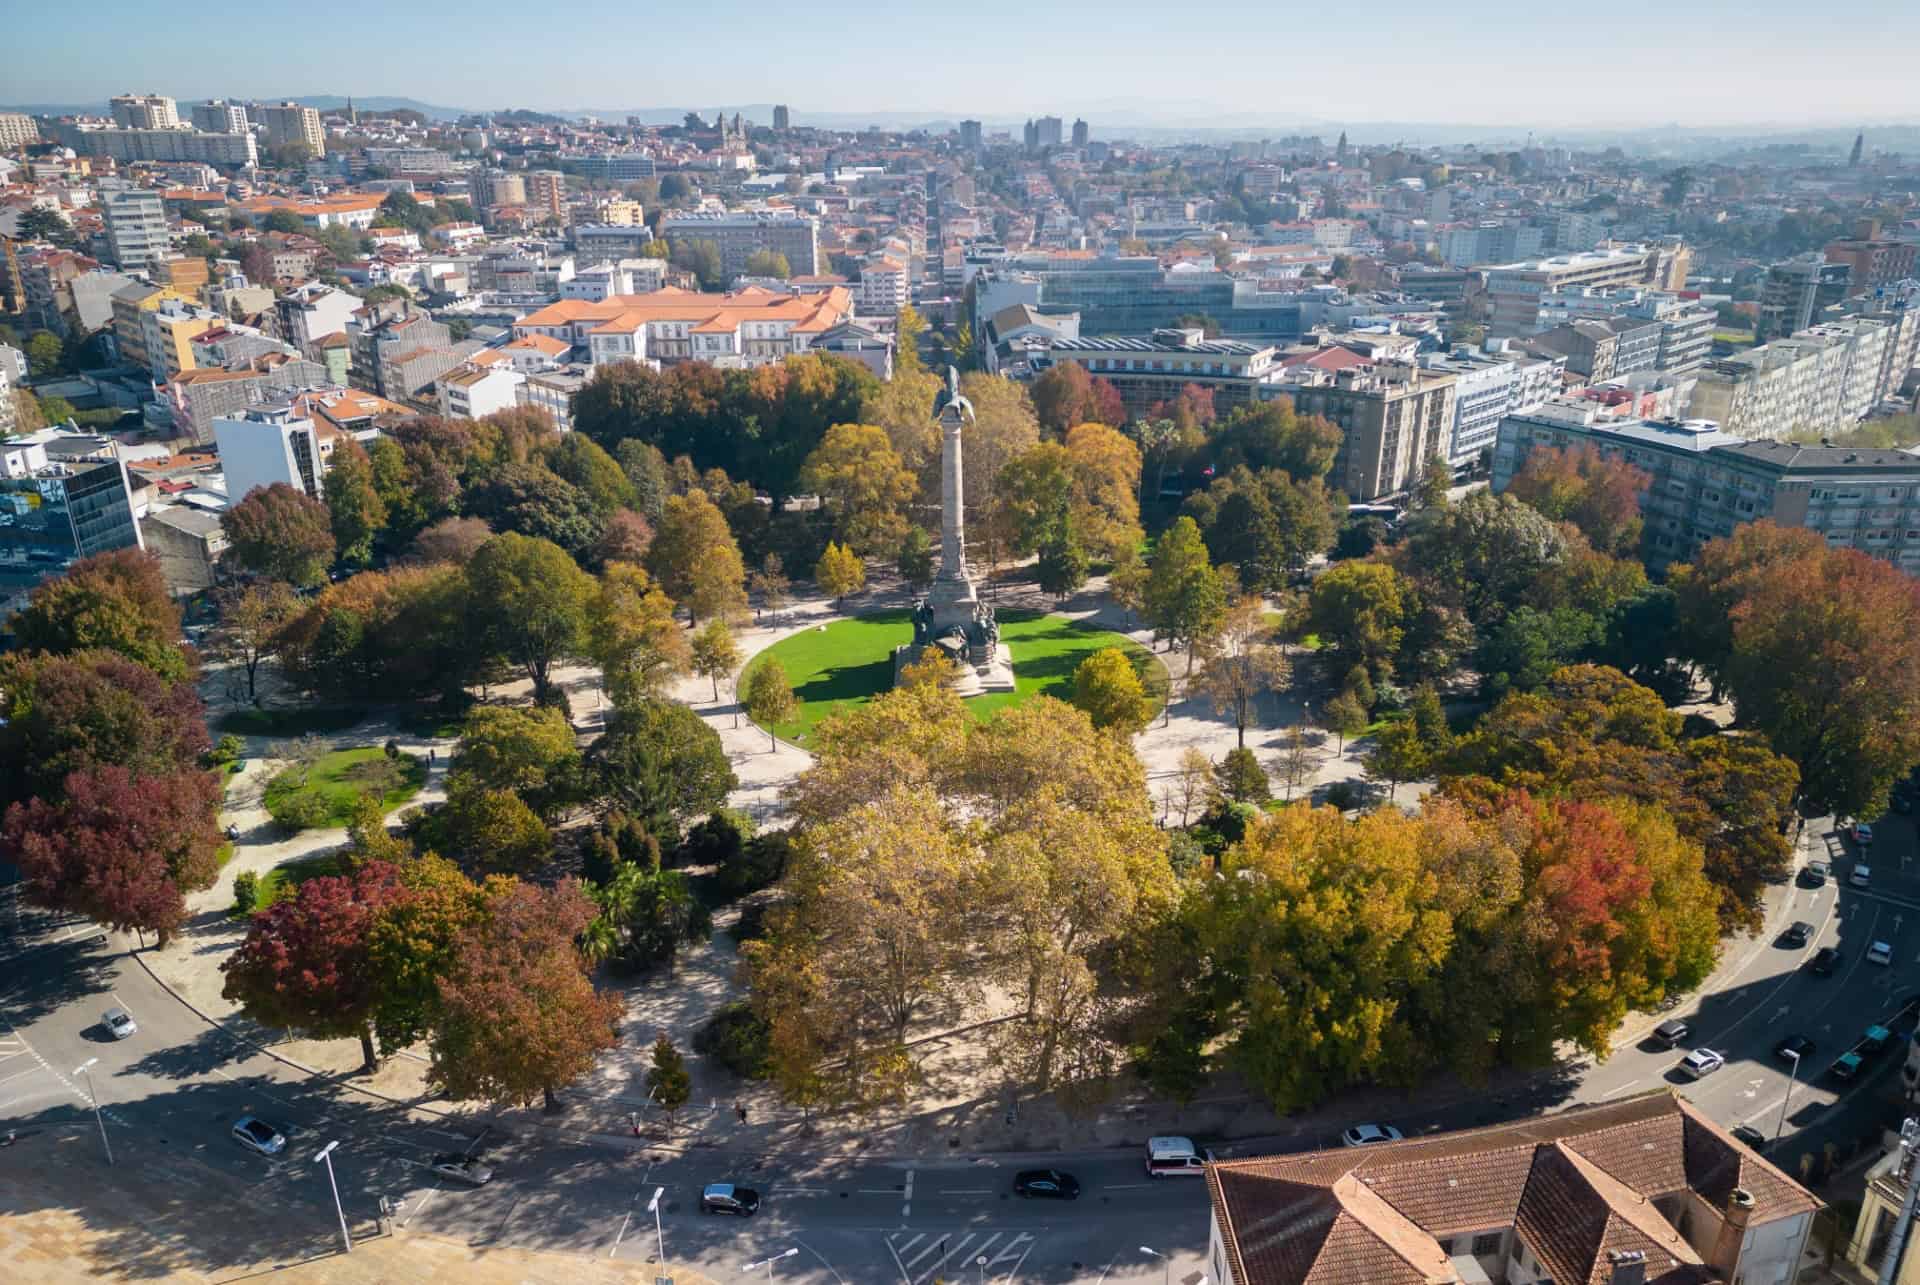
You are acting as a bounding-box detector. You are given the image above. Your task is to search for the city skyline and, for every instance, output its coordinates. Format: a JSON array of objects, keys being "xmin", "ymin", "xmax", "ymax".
[{"xmin": 10, "ymin": 0, "xmax": 1920, "ymax": 130}]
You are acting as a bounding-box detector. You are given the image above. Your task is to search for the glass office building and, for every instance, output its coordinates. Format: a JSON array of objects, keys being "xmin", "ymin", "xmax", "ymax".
[{"xmin": 0, "ymin": 444, "xmax": 143, "ymax": 608}]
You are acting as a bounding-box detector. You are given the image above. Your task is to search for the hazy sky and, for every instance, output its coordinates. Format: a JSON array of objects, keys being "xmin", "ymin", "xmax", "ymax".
[{"xmin": 12, "ymin": 0, "xmax": 1920, "ymax": 129}]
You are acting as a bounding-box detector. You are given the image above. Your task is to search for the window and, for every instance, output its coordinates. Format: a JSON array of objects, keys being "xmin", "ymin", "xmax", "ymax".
[{"xmin": 1471, "ymin": 1232, "xmax": 1502, "ymax": 1257}]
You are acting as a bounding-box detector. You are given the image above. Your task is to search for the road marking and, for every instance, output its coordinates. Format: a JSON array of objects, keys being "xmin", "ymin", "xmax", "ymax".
[
  {"xmin": 902, "ymin": 1168, "xmax": 914, "ymax": 1222},
  {"xmin": 939, "ymin": 1187, "xmax": 993, "ymax": 1195},
  {"xmin": 1599, "ymin": 1080, "xmax": 1642, "ymax": 1100},
  {"xmin": 794, "ymin": 1237, "xmax": 847, "ymax": 1284},
  {"xmin": 774, "ymin": 1185, "xmax": 829, "ymax": 1196},
  {"xmin": 0, "ymin": 1066, "xmax": 44, "ymax": 1087},
  {"xmin": 609, "ymin": 1209, "xmax": 632, "ymax": 1259},
  {"xmin": 994, "ymin": 1234, "xmax": 1037, "ymax": 1281},
  {"xmin": 402, "ymin": 1185, "xmax": 438, "ymax": 1228}
]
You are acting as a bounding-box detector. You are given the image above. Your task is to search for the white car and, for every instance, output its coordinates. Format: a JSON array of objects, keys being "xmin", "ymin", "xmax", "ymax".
[
  {"xmin": 1853, "ymin": 821, "xmax": 1876, "ymax": 846},
  {"xmin": 429, "ymin": 1154, "xmax": 493, "ymax": 1186},
  {"xmin": 1341, "ymin": 1123, "xmax": 1405, "ymax": 1147},
  {"xmin": 1853, "ymin": 864, "xmax": 1872, "ymax": 888},
  {"xmin": 1679, "ymin": 1048, "xmax": 1725, "ymax": 1079},
  {"xmin": 102, "ymin": 1008, "xmax": 137, "ymax": 1040},
  {"xmin": 1869, "ymin": 941, "xmax": 1895, "ymax": 966}
]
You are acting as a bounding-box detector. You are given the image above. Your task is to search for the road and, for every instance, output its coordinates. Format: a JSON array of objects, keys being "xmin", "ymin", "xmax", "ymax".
[{"xmin": 5, "ymin": 813, "xmax": 1918, "ymax": 1282}]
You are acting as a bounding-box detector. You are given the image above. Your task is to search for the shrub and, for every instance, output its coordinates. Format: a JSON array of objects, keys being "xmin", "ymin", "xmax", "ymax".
[
  {"xmin": 1166, "ymin": 830, "xmax": 1204, "ymax": 877},
  {"xmin": 729, "ymin": 902, "xmax": 770, "ymax": 945},
  {"xmin": 232, "ymin": 870, "xmax": 259, "ymax": 915},
  {"xmin": 1323, "ymin": 780, "xmax": 1361, "ymax": 811},
  {"xmin": 263, "ymin": 769, "xmax": 333, "ymax": 831},
  {"xmin": 723, "ymin": 831, "xmax": 792, "ymax": 898},
  {"xmin": 1214, "ymin": 747, "xmax": 1271, "ymax": 804},
  {"xmin": 693, "ymin": 1001, "xmax": 772, "ymax": 1079},
  {"xmin": 207, "ymin": 734, "xmax": 246, "ymax": 767},
  {"xmin": 678, "ymin": 808, "xmax": 755, "ymax": 869}
]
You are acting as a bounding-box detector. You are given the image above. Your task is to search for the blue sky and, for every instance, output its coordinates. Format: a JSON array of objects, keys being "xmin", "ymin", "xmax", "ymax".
[{"xmin": 11, "ymin": 0, "xmax": 1920, "ymax": 128}]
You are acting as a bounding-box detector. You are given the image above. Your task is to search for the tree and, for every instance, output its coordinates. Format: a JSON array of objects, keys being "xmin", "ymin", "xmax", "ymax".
[
  {"xmin": 0, "ymin": 650, "xmax": 209, "ymax": 811},
  {"xmin": 1506, "ymin": 444, "xmax": 1650, "ymax": 558},
  {"xmin": 749, "ymin": 553, "xmax": 791, "ymax": 622},
  {"xmin": 221, "ymin": 860, "xmax": 404, "ymax": 1071},
  {"xmin": 1210, "ymin": 402, "xmax": 1342, "ymax": 482},
  {"xmin": 25, "ymin": 331, "xmax": 66, "ymax": 377},
  {"xmin": 1143, "ymin": 517, "xmax": 1227, "ymax": 673},
  {"xmin": 428, "ymin": 880, "xmax": 624, "ymax": 1112},
  {"xmin": 1063, "ymin": 423, "xmax": 1144, "ymax": 561},
  {"xmin": 465, "ymin": 463, "xmax": 603, "ymax": 557},
  {"xmin": 1669, "ymin": 522, "xmax": 1827, "ymax": 701},
  {"xmin": 1107, "ymin": 545, "xmax": 1149, "ymax": 626},
  {"xmin": 1034, "ymin": 507, "xmax": 1089, "ymax": 599},
  {"xmin": 467, "ymin": 533, "xmax": 596, "ymax": 705},
  {"xmin": 3, "ymin": 766, "xmax": 223, "ymax": 947},
  {"xmin": 1274, "ymin": 724, "xmax": 1319, "ymax": 801},
  {"xmin": 743, "ymin": 659, "xmax": 797, "ymax": 751},
  {"xmin": 210, "ymin": 580, "xmax": 299, "ymax": 704},
  {"xmin": 814, "ymin": 541, "xmax": 866, "ymax": 607},
  {"xmin": 440, "ymin": 775, "xmax": 553, "ymax": 872},
  {"xmin": 670, "ymin": 238, "xmax": 724, "ymax": 288},
  {"xmin": 544, "ymin": 432, "xmax": 635, "ymax": 516},
  {"xmin": 223, "ymin": 483, "xmax": 337, "ymax": 587},
  {"xmin": 364, "ymin": 854, "xmax": 491, "ymax": 1055},
  {"xmin": 743, "ymin": 249, "xmax": 791, "ymax": 279},
  {"xmin": 323, "ymin": 438, "xmax": 387, "ymax": 567},
  {"xmin": 1366, "ymin": 718, "xmax": 1430, "ymax": 801},
  {"xmin": 1395, "ymin": 490, "xmax": 1567, "ymax": 623},
  {"xmin": 1325, "ymin": 691, "xmax": 1368, "ymax": 754},
  {"xmin": 647, "ymin": 1032, "xmax": 693, "ymax": 1127},
  {"xmin": 590, "ymin": 699, "xmax": 738, "ymax": 845},
  {"xmin": 9, "ymin": 548, "xmax": 189, "ymax": 682},
  {"xmin": 411, "ymin": 516, "xmax": 493, "ymax": 565},
  {"xmin": 896, "ymin": 526, "xmax": 935, "ymax": 591},
  {"xmin": 1071, "ymin": 647, "xmax": 1153, "ymax": 735},
  {"xmin": 647, "ymin": 489, "xmax": 748, "ymax": 625},
  {"xmin": 800, "ymin": 423, "xmax": 918, "ymax": 556},
  {"xmin": 587, "ymin": 562, "xmax": 691, "ymax": 708},
  {"xmin": 996, "ymin": 442, "xmax": 1074, "ymax": 556},
  {"xmin": 1030, "ymin": 360, "xmax": 1095, "ymax": 434},
  {"xmin": 960, "ymin": 374, "xmax": 1042, "ymax": 577},
  {"xmin": 1306, "ymin": 561, "xmax": 1412, "ymax": 681},
  {"xmin": 1170, "ymin": 747, "xmax": 1212, "ymax": 825},
  {"xmin": 453, "ymin": 704, "xmax": 581, "ymax": 819},
  {"xmin": 37, "ymin": 393, "xmax": 76, "ymax": 424},
  {"xmin": 691, "ymin": 619, "xmax": 741, "ymax": 703},
  {"xmin": 1182, "ymin": 467, "xmax": 1341, "ymax": 592},
  {"xmin": 1195, "ymin": 598, "xmax": 1292, "ymax": 749}
]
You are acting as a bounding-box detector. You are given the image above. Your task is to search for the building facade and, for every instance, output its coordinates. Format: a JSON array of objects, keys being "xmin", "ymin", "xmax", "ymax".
[
  {"xmin": 0, "ymin": 433, "xmax": 144, "ymax": 616},
  {"xmin": 0, "ymin": 113, "xmax": 41, "ymax": 150},
  {"xmin": 109, "ymin": 93, "xmax": 179, "ymax": 129},
  {"xmin": 74, "ymin": 127, "xmax": 257, "ymax": 168},
  {"xmin": 102, "ymin": 189, "xmax": 168, "ymax": 273},
  {"xmin": 189, "ymin": 100, "xmax": 248, "ymax": 134},
  {"xmin": 659, "ymin": 210, "xmax": 820, "ymax": 277},
  {"xmin": 1278, "ymin": 362, "xmax": 1458, "ymax": 500},
  {"xmin": 1483, "ymin": 246, "xmax": 1673, "ymax": 338},
  {"xmin": 257, "ymin": 102, "xmax": 325, "ymax": 157},
  {"xmin": 1687, "ymin": 315, "xmax": 1898, "ymax": 440},
  {"xmin": 1024, "ymin": 330, "xmax": 1284, "ymax": 417},
  {"xmin": 214, "ymin": 404, "xmax": 324, "ymax": 501},
  {"xmin": 1757, "ymin": 258, "xmax": 1851, "ymax": 341}
]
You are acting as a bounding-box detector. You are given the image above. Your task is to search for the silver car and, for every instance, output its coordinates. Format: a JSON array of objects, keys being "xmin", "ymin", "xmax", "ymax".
[
  {"xmin": 102, "ymin": 1008, "xmax": 137, "ymax": 1040},
  {"xmin": 231, "ymin": 1116, "xmax": 287, "ymax": 1156},
  {"xmin": 429, "ymin": 1154, "xmax": 493, "ymax": 1186}
]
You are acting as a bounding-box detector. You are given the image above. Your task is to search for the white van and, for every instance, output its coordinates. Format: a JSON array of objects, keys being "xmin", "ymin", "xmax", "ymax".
[{"xmin": 1145, "ymin": 1135, "xmax": 1210, "ymax": 1177}]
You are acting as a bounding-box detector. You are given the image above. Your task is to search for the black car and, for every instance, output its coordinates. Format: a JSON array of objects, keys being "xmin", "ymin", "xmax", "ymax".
[
  {"xmin": 1773, "ymin": 1034, "xmax": 1816, "ymax": 1063},
  {"xmin": 1808, "ymin": 947, "xmax": 1842, "ymax": 976},
  {"xmin": 700, "ymin": 1183, "xmax": 759, "ymax": 1216},
  {"xmin": 1779, "ymin": 920, "xmax": 1814, "ymax": 948},
  {"xmin": 1013, "ymin": 1169, "xmax": 1081, "ymax": 1200},
  {"xmin": 1729, "ymin": 1125, "xmax": 1768, "ymax": 1150},
  {"xmin": 1798, "ymin": 861, "xmax": 1830, "ymax": 888}
]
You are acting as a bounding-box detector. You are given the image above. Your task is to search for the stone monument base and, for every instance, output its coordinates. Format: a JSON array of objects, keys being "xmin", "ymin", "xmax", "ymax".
[{"xmin": 892, "ymin": 642, "xmax": 1016, "ymax": 697}]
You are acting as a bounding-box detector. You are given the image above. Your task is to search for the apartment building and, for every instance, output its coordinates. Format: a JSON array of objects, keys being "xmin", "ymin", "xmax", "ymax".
[
  {"xmin": 110, "ymin": 93, "xmax": 179, "ymax": 129},
  {"xmin": 257, "ymin": 102, "xmax": 324, "ymax": 157},
  {"xmin": 1687, "ymin": 316, "xmax": 1896, "ymax": 439},
  {"xmin": 572, "ymin": 223, "xmax": 659, "ymax": 265},
  {"xmin": 102, "ymin": 188, "xmax": 168, "ymax": 273},
  {"xmin": 1757, "ymin": 258, "xmax": 1850, "ymax": 340},
  {"xmin": 140, "ymin": 299, "xmax": 222, "ymax": 383},
  {"xmin": 474, "ymin": 171, "xmax": 527, "ymax": 209},
  {"xmin": 514, "ymin": 285, "xmax": 854, "ymax": 369},
  {"xmin": 214, "ymin": 403, "xmax": 324, "ymax": 501},
  {"xmin": 438, "ymin": 362, "xmax": 525, "ymax": 419},
  {"xmin": 516, "ymin": 368, "xmax": 588, "ymax": 431},
  {"xmin": 1520, "ymin": 315, "xmax": 1662, "ymax": 382},
  {"xmin": 1024, "ymin": 329, "xmax": 1285, "ymax": 418},
  {"xmin": 364, "ymin": 147, "xmax": 460, "ymax": 174},
  {"xmin": 189, "ymin": 100, "xmax": 248, "ymax": 134},
  {"xmin": 524, "ymin": 171, "xmax": 566, "ymax": 221},
  {"xmin": 1483, "ymin": 246, "xmax": 1676, "ymax": 338},
  {"xmin": 163, "ymin": 353, "xmax": 331, "ymax": 442},
  {"xmin": 856, "ymin": 258, "xmax": 909, "ymax": 316},
  {"xmin": 71, "ymin": 125, "xmax": 256, "ymax": 168},
  {"xmin": 0, "ymin": 432, "xmax": 144, "ymax": 619},
  {"xmin": 1825, "ymin": 238, "xmax": 1918, "ymax": 297},
  {"xmin": 1495, "ymin": 405, "xmax": 1920, "ymax": 572},
  {"xmin": 572, "ymin": 154, "xmax": 656, "ymax": 182},
  {"xmin": 0, "ymin": 113, "xmax": 41, "ymax": 151},
  {"xmin": 1271, "ymin": 360, "xmax": 1459, "ymax": 500},
  {"xmin": 659, "ymin": 209, "xmax": 821, "ymax": 277},
  {"xmin": 276, "ymin": 282, "xmax": 364, "ymax": 357},
  {"xmin": 1205, "ymin": 1091, "xmax": 1816, "ymax": 1285},
  {"xmin": 1420, "ymin": 345, "xmax": 1563, "ymax": 468},
  {"xmin": 234, "ymin": 194, "xmax": 384, "ymax": 231},
  {"xmin": 1535, "ymin": 287, "xmax": 1716, "ymax": 373}
]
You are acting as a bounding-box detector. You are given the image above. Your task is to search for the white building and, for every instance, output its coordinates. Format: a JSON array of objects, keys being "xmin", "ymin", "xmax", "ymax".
[
  {"xmin": 276, "ymin": 283, "xmax": 364, "ymax": 358},
  {"xmin": 438, "ymin": 362, "xmax": 525, "ymax": 419},
  {"xmin": 257, "ymin": 102, "xmax": 325, "ymax": 158},
  {"xmin": 214, "ymin": 404, "xmax": 324, "ymax": 502},
  {"xmin": 1687, "ymin": 316, "xmax": 1897, "ymax": 440},
  {"xmin": 110, "ymin": 93, "xmax": 179, "ymax": 130},
  {"xmin": 189, "ymin": 100, "xmax": 249, "ymax": 135},
  {"xmin": 856, "ymin": 259, "xmax": 910, "ymax": 316},
  {"xmin": 102, "ymin": 189, "xmax": 168, "ymax": 273}
]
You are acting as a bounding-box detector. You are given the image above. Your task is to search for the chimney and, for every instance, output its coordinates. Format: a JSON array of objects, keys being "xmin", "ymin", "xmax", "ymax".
[
  {"xmin": 1710, "ymin": 1187, "xmax": 1757, "ymax": 1273},
  {"xmin": 1608, "ymin": 1249, "xmax": 1647, "ymax": 1285}
]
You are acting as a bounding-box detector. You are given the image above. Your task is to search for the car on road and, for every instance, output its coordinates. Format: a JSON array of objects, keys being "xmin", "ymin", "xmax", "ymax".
[
  {"xmin": 1730, "ymin": 1125, "xmax": 1768, "ymax": 1150},
  {"xmin": 102, "ymin": 1008, "xmax": 136, "ymax": 1040},
  {"xmin": 429, "ymin": 1154, "xmax": 493, "ymax": 1186},
  {"xmin": 1013, "ymin": 1169, "xmax": 1081, "ymax": 1199},
  {"xmin": 1653, "ymin": 1018, "xmax": 1691, "ymax": 1047},
  {"xmin": 1830, "ymin": 1052, "xmax": 1864, "ymax": 1082},
  {"xmin": 1861, "ymin": 1025, "xmax": 1894, "ymax": 1056},
  {"xmin": 1679, "ymin": 1049, "xmax": 1725, "ymax": 1079},
  {"xmin": 1870, "ymin": 941, "xmax": 1895, "ymax": 966},
  {"xmin": 1799, "ymin": 861, "xmax": 1831, "ymax": 888},
  {"xmin": 1780, "ymin": 921, "xmax": 1814, "ymax": 948},
  {"xmin": 1809, "ymin": 947, "xmax": 1842, "ymax": 976},
  {"xmin": 1341, "ymin": 1124, "xmax": 1405, "ymax": 1147},
  {"xmin": 1852, "ymin": 864, "xmax": 1872, "ymax": 888},
  {"xmin": 1853, "ymin": 822, "xmax": 1875, "ymax": 846},
  {"xmin": 1774, "ymin": 1034, "xmax": 1816, "ymax": 1063},
  {"xmin": 231, "ymin": 1116, "xmax": 287, "ymax": 1156},
  {"xmin": 700, "ymin": 1183, "xmax": 759, "ymax": 1216}
]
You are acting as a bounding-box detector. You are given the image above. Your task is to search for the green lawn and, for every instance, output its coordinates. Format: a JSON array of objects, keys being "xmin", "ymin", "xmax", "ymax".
[
  {"xmin": 252, "ymin": 852, "xmax": 349, "ymax": 910},
  {"xmin": 218, "ymin": 706, "xmax": 368, "ymax": 737},
  {"xmin": 263, "ymin": 747, "xmax": 427, "ymax": 830},
  {"xmin": 741, "ymin": 609, "xmax": 1168, "ymax": 747}
]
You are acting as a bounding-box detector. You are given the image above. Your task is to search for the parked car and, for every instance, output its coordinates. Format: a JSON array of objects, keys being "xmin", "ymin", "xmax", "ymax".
[
  {"xmin": 1340, "ymin": 1123, "xmax": 1406, "ymax": 1147},
  {"xmin": 1853, "ymin": 821, "xmax": 1876, "ymax": 846},
  {"xmin": 700, "ymin": 1183, "xmax": 759, "ymax": 1216},
  {"xmin": 1679, "ymin": 1049, "xmax": 1725, "ymax": 1079},
  {"xmin": 1780, "ymin": 921, "xmax": 1814, "ymax": 948},
  {"xmin": 1652, "ymin": 1018, "xmax": 1691, "ymax": 1047},
  {"xmin": 1013, "ymin": 1169, "xmax": 1081, "ymax": 1199},
  {"xmin": 1861, "ymin": 1025, "xmax": 1894, "ymax": 1056},
  {"xmin": 1830, "ymin": 1052, "xmax": 1864, "ymax": 1081},
  {"xmin": 1870, "ymin": 941, "xmax": 1895, "ymax": 966},
  {"xmin": 1774, "ymin": 1034, "xmax": 1816, "ymax": 1063},
  {"xmin": 231, "ymin": 1116, "xmax": 287, "ymax": 1156},
  {"xmin": 102, "ymin": 1008, "xmax": 136, "ymax": 1040},
  {"xmin": 1853, "ymin": 864, "xmax": 1872, "ymax": 888},
  {"xmin": 1798, "ymin": 861, "xmax": 1830, "ymax": 888},
  {"xmin": 1809, "ymin": 947, "xmax": 1842, "ymax": 976},
  {"xmin": 429, "ymin": 1154, "xmax": 493, "ymax": 1186},
  {"xmin": 1729, "ymin": 1125, "xmax": 1768, "ymax": 1150}
]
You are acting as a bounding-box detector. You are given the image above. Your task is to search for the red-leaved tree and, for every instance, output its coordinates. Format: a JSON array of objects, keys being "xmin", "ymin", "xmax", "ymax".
[{"xmin": 3, "ymin": 766, "xmax": 224, "ymax": 945}]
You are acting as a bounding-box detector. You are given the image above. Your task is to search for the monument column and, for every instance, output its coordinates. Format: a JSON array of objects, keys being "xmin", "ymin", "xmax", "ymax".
[{"xmin": 940, "ymin": 391, "xmax": 966, "ymax": 578}]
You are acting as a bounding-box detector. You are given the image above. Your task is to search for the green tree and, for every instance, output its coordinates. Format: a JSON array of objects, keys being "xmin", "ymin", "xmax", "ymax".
[
  {"xmin": 222, "ymin": 483, "xmax": 337, "ymax": 587},
  {"xmin": 589, "ymin": 699, "xmax": 738, "ymax": 845},
  {"xmin": 1213, "ymin": 746, "xmax": 1271, "ymax": 803},
  {"xmin": 8, "ymin": 548, "xmax": 189, "ymax": 682},
  {"xmin": 324, "ymin": 438, "xmax": 387, "ymax": 567},
  {"xmin": 647, "ymin": 1032, "xmax": 693, "ymax": 1125},
  {"xmin": 743, "ymin": 659, "xmax": 797, "ymax": 751},
  {"xmin": 24, "ymin": 332, "xmax": 66, "ymax": 378},
  {"xmin": 1143, "ymin": 516, "xmax": 1227, "ymax": 673},
  {"xmin": 1366, "ymin": 718, "xmax": 1430, "ymax": 801},
  {"xmin": 690, "ymin": 619, "xmax": 741, "ymax": 703},
  {"xmin": 1306, "ymin": 561, "xmax": 1412, "ymax": 681},
  {"xmin": 896, "ymin": 526, "xmax": 935, "ymax": 591},
  {"xmin": 466, "ymin": 533, "xmax": 596, "ymax": 705},
  {"xmin": 454, "ymin": 704, "xmax": 581, "ymax": 819},
  {"xmin": 670, "ymin": 238, "xmax": 724, "ymax": 288},
  {"xmin": 1324, "ymin": 691, "xmax": 1368, "ymax": 754},
  {"xmin": 587, "ymin": 562, "xmax": 691, "ymax": 707},
  {"xmin": 1034, "ymin": 506, "xmax": 1089, "ymax": 599},
  {"xmin": 799, "ymin": 423, "xmax": 918, "ymax": 556},
  {"xmin": 1196, "ymin": 597, "xmax": 1292, "ymax": 749},
  {"xmin": 743, "ymin": 249, "xmax": 791, "ymax": 279},
  {"xmin": 1071, "ymin": 647, "xmax": 1153, "ymax": 735},
  {"xmin": 646, "ymin": 489, "xmax": 747, "ymax": 625},
  {"xmin": 441, "ymin": 774, "xmax": 554, "ymax": 872}
]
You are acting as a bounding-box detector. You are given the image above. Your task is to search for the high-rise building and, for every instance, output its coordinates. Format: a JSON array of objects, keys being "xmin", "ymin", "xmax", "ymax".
[
  {"xmin": 70, "ymin": 126, "xmax": 257, "ymax": 167},
  {"xmin": 0, "ymin": 433, "xmax": 145, "ymax": 618},
  {"xmin": 189, "ymin": 100, "xmax": 249, "ymax": 134},
  {"xmin": 102, "ymin": 189, "xmax": 168, "ymax": 273},
  {"xmin": 257, "ymin": 102, "xmax": 325, "ymax": 158},
  {"xmin": 1035, "ymin": 116, "xmax": 1064, "ymax": 148},
  {"xmin": 525, "ymin": 170, "xmax": 566, "ymax": 221},
  {"xmin": 0, "ymin": 113, "xmax": 41, "ymax": 151},
  {"xmin": 1482, "ymin": 246, "xmax": 1677, "ymax": 337},
  {"xmin": 1071, "ymin": 118, "xmax": 1089, "ymax": 148},
  {"xmin": 1280, "ymin": 363, "xmax": 1459, "ymax": 500},
  {"xmin": 772, "ymin": 105, "xmax": 790, "ymax": 131},
  {"xmin": 475, "ymin": 171, "xmax": 527, "ymax": 209},
  {"xmin": 109, "ymin": 93, "xmax": 179, "ymax": 130},
  {"xmin": 959, "ymin": 119, "xmax": 983, "ymax": 150},
  {"xmin": 214, "ymin": 403, "xmax": 324, "ymax": 502},
  {"xmin": 1756, "ymin": 258, "xmax": 1851, "ymax": 340},
  {"xmin": 1823, "ymin": 237, "xmax": 1918, "ymax": 298}
]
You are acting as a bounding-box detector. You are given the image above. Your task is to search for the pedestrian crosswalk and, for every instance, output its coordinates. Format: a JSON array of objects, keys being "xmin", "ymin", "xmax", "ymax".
[{"xmin": 887, "ymin": 1229, "xmax": 1036, "ymax": 1285}]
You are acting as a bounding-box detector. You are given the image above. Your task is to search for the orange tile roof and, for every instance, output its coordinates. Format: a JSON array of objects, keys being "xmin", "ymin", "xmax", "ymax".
[
  {"xmin": 505, "ymin": 334, "xmax": 570, "ymax": 355},
  {"xmin": 516, "ymin": 286, "xmax": 854, "ymax": 339}
]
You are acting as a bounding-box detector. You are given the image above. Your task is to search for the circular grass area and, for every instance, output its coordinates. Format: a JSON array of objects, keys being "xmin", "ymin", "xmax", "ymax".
[
  {"xmin": 262, "ymin": 747, "xmax": 427, "ymax": 831},
  {"xmin": 740, "ymin": 608, "xmax": 1168, "ymax": 747}
]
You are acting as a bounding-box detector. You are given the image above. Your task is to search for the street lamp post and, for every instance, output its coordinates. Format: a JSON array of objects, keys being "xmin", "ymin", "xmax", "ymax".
[
  {"xmin": 1776, "ymin": 1049, "xmax": 1803, "ymax": 1140},
  {"xmin": 1141, "ymin": 1245, "xmax": 1171, "ymax": 1285},
  {"xmin": 646, "ymin": 1185, "xmax": 666, "ymax": 1270},
  {"xmin": 742, "ymin": 1246, "xmax": 798, "ymax": 1281},
  {"xmin": 72, "ymin": 1059, "xmax": 111, "ymax": 1166},
  {"xmin": 314, "ymin": 1140, "xmax": 352, "ymax": 1254},
  {"xmin": 977, "ymin": 1252, "xmax": 989, "ymax": 1283}
]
